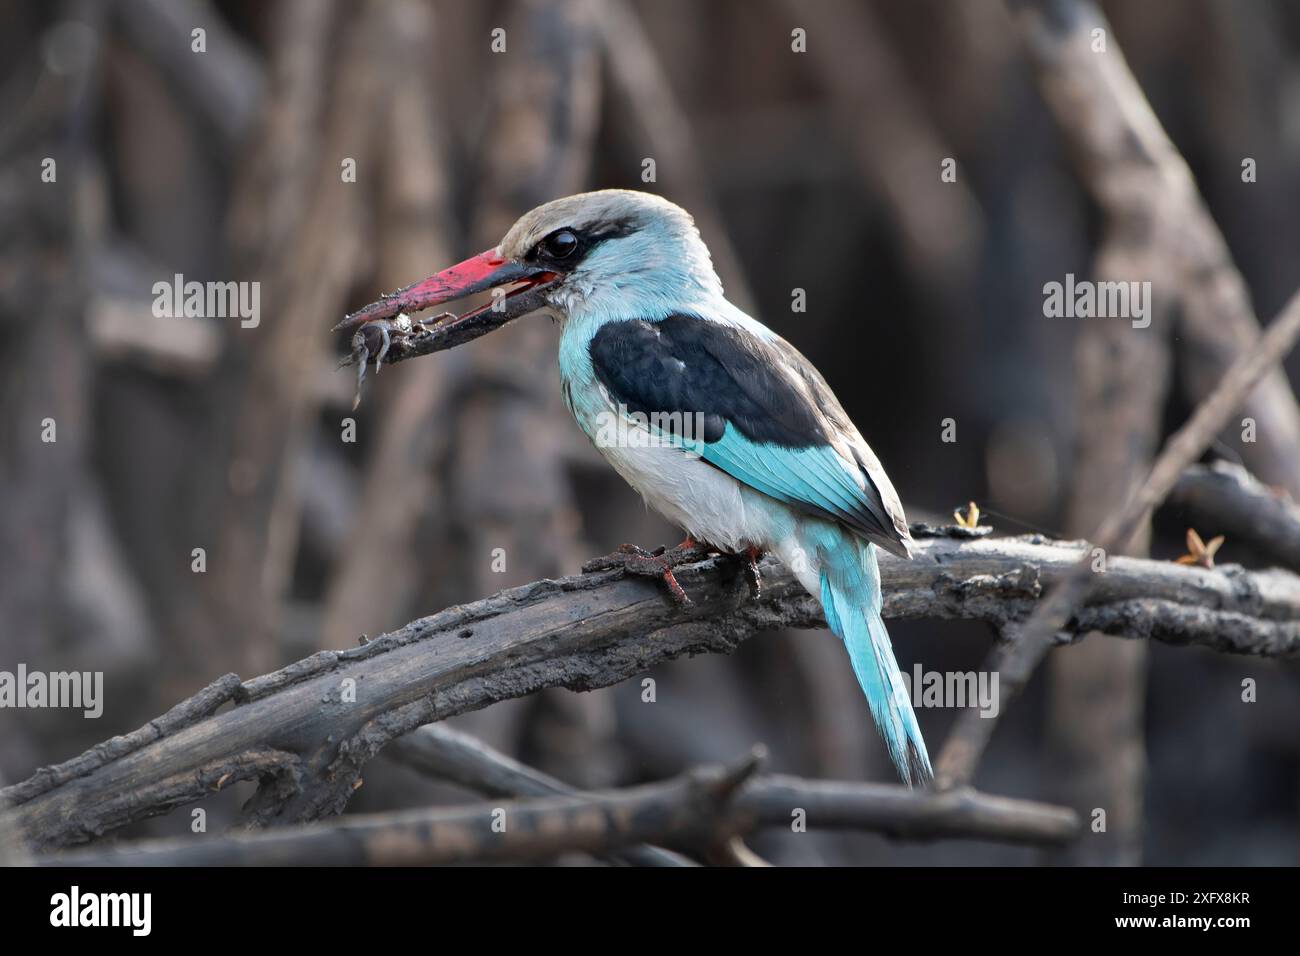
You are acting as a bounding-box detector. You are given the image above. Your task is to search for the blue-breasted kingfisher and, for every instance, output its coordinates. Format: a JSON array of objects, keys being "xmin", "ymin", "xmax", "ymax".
[{"xmin": 336, "ymin": 190, "xmax": 931, "ymax": 785}]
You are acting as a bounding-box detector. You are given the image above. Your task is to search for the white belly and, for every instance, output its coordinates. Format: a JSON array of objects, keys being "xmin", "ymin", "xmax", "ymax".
[{"xmin": 595, "ymin": 438, "xmax": 770, "ymax": 554}]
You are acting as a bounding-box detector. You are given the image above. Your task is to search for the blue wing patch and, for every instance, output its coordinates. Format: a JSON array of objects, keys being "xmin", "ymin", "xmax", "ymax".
[
  {"xmin": 699, "ymin": 426, "xmax": 883, "ymax": 537},
  {"xmin": 589, "ymin": 314, "xmax": 910, "ymax": 555}
]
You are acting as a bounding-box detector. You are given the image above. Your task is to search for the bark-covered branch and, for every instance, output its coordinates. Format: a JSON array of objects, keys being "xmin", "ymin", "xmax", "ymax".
[
  {"xmin": 43, "ymin": 750, "xmax": 766, "ymax": 867},
  {"xmin": 387, "ymin": 725, "xmax": 1080, "ymax": 849},
  {"xmin": 1170, "ymin": 461, "xmax": 1300, "ymax": 573},
  {"xmin": 41, "ymin": 744, "xmax": 1079, "ymax": 865},
  {"xmin": 3, "ymin": 532, "xmax": 1297, "ymax": 851},
  {"xmin": 384, "ymin": 724, "xmax": 692, "ymax": 866}
]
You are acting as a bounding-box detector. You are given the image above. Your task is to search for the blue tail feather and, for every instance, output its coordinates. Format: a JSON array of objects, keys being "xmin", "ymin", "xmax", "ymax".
[{"xmin": 818, "ymin": 536, "xmax": 932, "ymax": 786}]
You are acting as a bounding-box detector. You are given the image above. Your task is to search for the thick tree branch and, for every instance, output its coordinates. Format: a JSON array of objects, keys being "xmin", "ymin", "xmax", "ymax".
[{"xmin": 3, "ymin": 533, "xmax": 1297, "ymax": 851}]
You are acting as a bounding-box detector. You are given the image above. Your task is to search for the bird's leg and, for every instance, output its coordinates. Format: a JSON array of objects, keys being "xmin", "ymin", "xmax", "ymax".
[
  {"xmin": 739, "ymin": 546, "xmax": 763, "ymax": 601},
  {"xmin": 582, "ymin": 537, "xmax": 716, "ymax": 610}
]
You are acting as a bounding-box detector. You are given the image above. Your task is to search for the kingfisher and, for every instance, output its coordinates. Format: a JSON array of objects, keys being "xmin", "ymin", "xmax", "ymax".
[{"xmin": 336, "ymin": 190, "xmax": 930, "ymax": 785}]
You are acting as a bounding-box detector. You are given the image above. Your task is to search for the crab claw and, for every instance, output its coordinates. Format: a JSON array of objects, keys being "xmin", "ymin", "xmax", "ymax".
[
  {"xmin": 373, "ymin": 323, "xmax": 391, "ymax": 374},
  {"xmin": 351, "ymin": 337, "xmax": 369, "ymax": 411}
]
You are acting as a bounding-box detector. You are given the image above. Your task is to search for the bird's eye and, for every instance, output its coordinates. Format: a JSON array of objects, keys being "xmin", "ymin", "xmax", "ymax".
[{"xmin": 541, "ymin": 229, "xmax": 579, "ymax": 260}]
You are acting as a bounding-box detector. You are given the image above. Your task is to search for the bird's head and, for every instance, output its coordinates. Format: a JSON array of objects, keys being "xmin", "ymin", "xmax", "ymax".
[{"xmin": 334, "ymin": 189, "xmax": 722, "ymax": 347}]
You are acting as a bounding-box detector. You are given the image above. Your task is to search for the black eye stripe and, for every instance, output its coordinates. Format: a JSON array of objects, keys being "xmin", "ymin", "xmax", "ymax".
[{"xmin": 528, "ymin": 218, "xmax": 640, "ymax": 268}]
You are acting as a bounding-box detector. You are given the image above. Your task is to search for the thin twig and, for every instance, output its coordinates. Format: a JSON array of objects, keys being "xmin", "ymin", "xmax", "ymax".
[{"xmin": 741, "ymin": 775, "xmax": 1079, "ymax": 845}]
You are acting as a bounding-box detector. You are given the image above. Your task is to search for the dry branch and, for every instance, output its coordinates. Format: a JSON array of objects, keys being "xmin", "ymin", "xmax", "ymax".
[
  {"xmin": 43, "ymin": 751, "xmax": 765, "ymax": 867},
  {"xmin": 1170, "ymin": 461, "xmax": 1300, "ymax": 573},
  {"xmin": 1021, "ymin": 0, "xmax": 1181, "ymax": 864},
  {"xmin": 1008, "ymin": 0, "xmax": 1300, "ymax": 862},
  {"xmin": 744, "ymin": 776, "xmax": 1077, "ymax": 845},
  {"xmin": 2, "ymin": 532, "xmax": 1297, "ymax": 852},
  {"xmin": 41, "ymin": 743, "xmax": 1078, "ymax": 865},
  {"xmin": 385, "ymin": 724, "xmax": 689, "ymax": 866},
  {"xmin": 1048, "ymin": 240, "xmax": 1167, "ymax": 864},
  {"xmin": 385, "ymin": 724, "xmax": 693, "ymax": 867},
  {"xmin": 387, "ymin": 724, "xmax": 1078, "ymax": 848},
  {"xmin": 1009, "ymin": 0, "xmax": 1300, "ymax": 497},
  {"xmin": 943, "ymin": 2, "xmax": 1300, "ymax": 797},
  {"xmin": 934, "ymin": 280, "xmax": 1300, "ymax": 788}
]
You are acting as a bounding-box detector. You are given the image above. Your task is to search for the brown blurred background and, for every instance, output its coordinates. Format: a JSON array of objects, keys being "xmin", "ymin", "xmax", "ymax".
[{"xmin": 1, "ymin": 0, "xmax": 1298, "ymax": 865}]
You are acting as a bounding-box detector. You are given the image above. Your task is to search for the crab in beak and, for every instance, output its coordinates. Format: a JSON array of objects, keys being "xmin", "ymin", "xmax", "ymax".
[{"xmin": 334, "ymin": 248, "xmax": 560, "ymax": 407}]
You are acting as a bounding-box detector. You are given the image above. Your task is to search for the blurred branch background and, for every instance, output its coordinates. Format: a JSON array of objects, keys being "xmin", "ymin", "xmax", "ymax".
[{"xmin": 1, "ymin": 0, "xmax": 1298, "ymax": 865}]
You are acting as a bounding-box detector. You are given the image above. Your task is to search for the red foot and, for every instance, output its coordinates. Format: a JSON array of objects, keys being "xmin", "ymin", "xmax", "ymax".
[{"xmin": 582, "ymin": 540, "xmax": 715, "ymax": 610}]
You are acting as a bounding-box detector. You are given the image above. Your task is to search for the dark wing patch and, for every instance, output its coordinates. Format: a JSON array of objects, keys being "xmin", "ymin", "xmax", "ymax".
[{"xmin": 588, "ymin": 317, "xmax": 829, "ymax": 448}]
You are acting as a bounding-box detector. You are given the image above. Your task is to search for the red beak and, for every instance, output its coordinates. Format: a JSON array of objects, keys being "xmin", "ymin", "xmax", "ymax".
[{"xmin": 333, "ymin": 248, "xmax": 555, "ymax": 332}]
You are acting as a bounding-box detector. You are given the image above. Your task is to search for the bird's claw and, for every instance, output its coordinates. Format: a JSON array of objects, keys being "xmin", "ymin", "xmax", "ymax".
[{"xmin": 582, "ymin": 539, "xmax": 714, "ymax": 610}]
